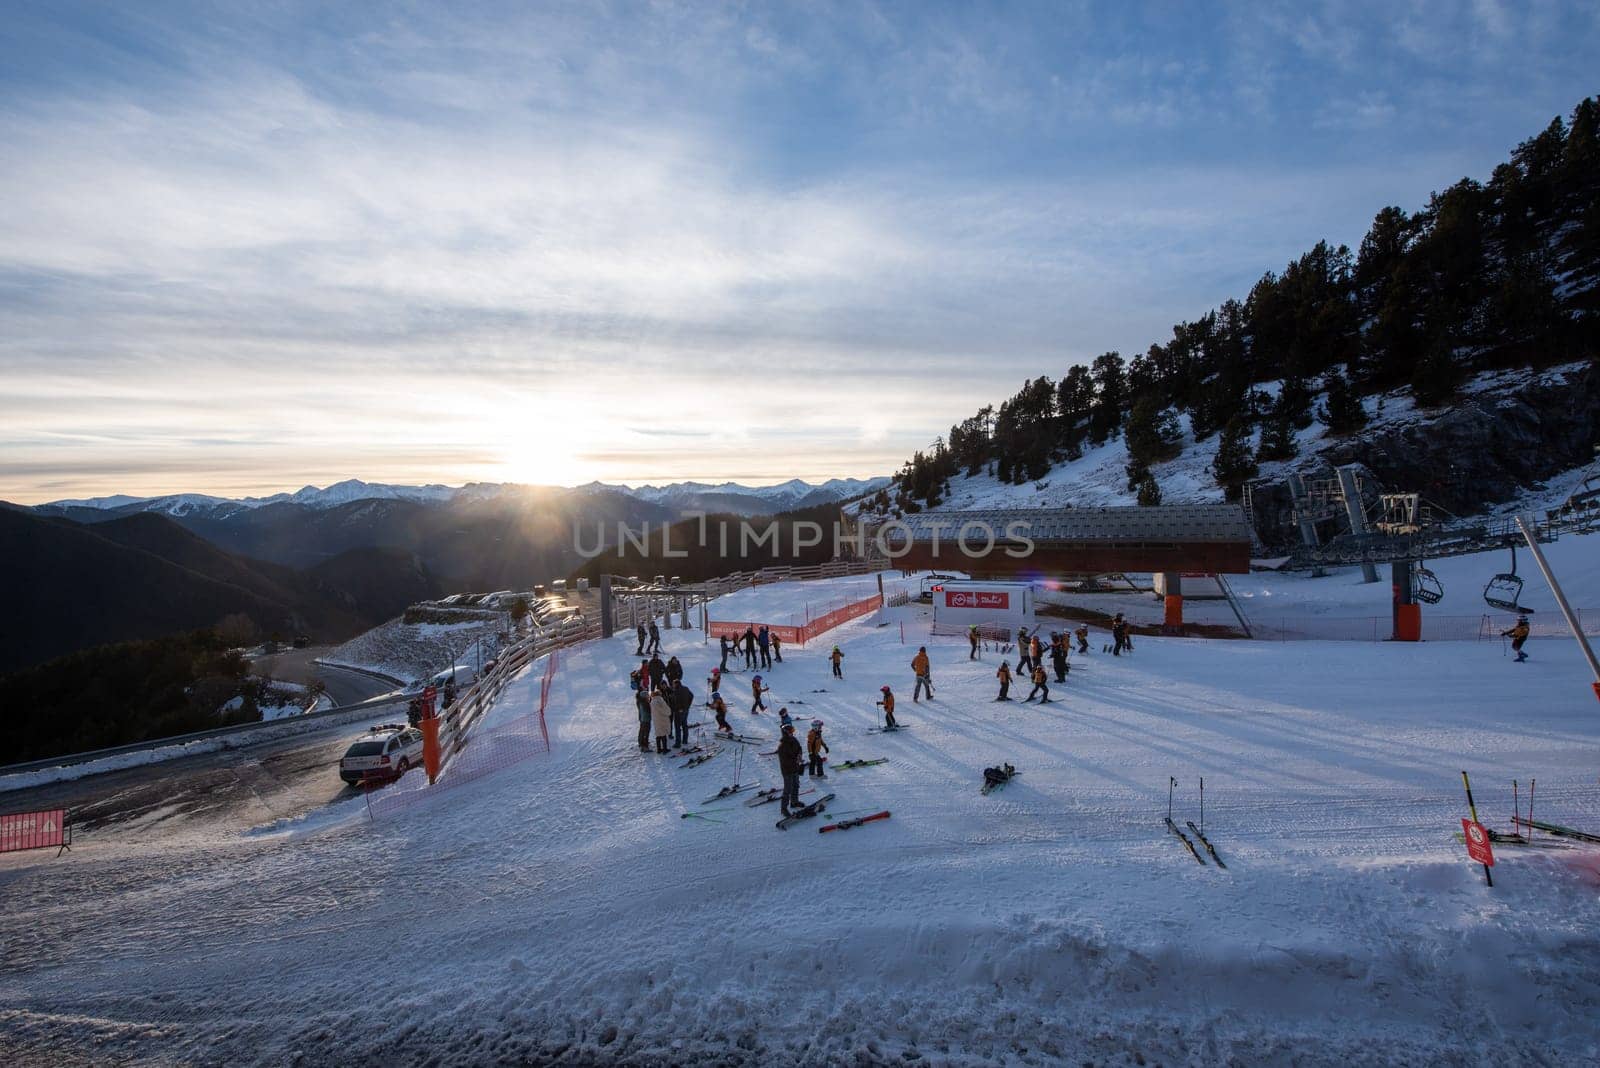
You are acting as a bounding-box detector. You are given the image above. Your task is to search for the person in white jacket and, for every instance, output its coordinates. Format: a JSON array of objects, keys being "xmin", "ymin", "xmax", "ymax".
[{"xmin": 650, "ymin": 690, "xmax": 672, "ymax": 753}]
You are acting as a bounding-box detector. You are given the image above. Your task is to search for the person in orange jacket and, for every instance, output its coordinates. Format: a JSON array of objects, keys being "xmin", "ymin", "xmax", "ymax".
[
  {"xmin": 1025, "ymin": 663, "xmax": 1051, "ymax": 704},
  {"xmin": 829, "ymin": 646, "xmax": 845, "ymax": 679},
  {"xmin": 876, "ymin": 685, "xmax": 898, "ymax": 728},
  {"xmin": 995, "ymin": 661, "xmax": 1012, "ymax": 701},
  {"xmin": 911, "ymin": 646, "xmax": 933, "ymax": 701},
  {"xmin": 751, "ymin": 674, "xmax": 769, "ymax": 714},
  {"xmin": 1502, "ymin": 615, "xmax": 1531, "ymax": 662}
]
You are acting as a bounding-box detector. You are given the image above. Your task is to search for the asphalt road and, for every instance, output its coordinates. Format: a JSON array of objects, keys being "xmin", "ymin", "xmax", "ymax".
[{"xmin": 2, "ymin": 695, "xmax": 412, "ymax": 843}]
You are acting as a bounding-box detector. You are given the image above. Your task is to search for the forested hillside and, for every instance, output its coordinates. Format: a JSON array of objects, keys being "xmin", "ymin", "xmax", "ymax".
[{"xmin": 890, "ymin": 97, "xmax": 1600, "ymax": 511}]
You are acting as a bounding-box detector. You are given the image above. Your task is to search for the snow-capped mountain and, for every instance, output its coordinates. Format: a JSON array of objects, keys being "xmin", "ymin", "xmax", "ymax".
[{"xmin": 38, "ymin": 476, "xmax": 889, "ymax": 520}]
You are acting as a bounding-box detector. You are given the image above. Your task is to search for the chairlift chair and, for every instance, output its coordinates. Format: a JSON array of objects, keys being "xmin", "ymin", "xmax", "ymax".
[
  {"xmin": 1483, "ymin": 542, "xmax": 1527, "ymax": 613},
  {"xmin": 1412, "ymin": 566, "xmax": 1443, "ymax": 605}
]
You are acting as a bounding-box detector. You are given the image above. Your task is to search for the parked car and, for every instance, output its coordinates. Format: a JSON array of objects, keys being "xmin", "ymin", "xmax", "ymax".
[{"xmin": 339, "ymin": 724, "xmax": 425, "ymax": 785}]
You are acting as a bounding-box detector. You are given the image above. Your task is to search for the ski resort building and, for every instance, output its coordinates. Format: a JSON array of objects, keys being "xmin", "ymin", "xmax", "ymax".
[{"xmin": 877, "ymin": 505, "xmax": 1254, "ymax": 632}]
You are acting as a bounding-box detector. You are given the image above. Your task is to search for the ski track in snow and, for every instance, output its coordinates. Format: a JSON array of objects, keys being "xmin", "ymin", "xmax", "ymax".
[{"xmin": 3, "ymin": 572, "xmax": 1600, "ymax": 1065}]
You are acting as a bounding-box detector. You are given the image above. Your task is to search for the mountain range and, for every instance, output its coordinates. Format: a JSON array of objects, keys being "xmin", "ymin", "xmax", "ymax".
[{"xmin": 39, "ymin": 476, "xmax": 888, "ymax": 521}]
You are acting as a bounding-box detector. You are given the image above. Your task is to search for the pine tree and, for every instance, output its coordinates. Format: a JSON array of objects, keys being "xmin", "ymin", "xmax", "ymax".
[
  {"xmin": 1211, "ymin": 416, "xmax": 1258, "ymax": 501},
  {"xmin": 1256, "ymin": 408, "xmax": 1298, "ymax": 462},
  {"xmin": 1124, "ymin": 395, "xmax": 1182, "ymax": 468},
  {"xmin": 1136, "ymin": 472, "xmax": 1162, "ymax": 506},
  {"xmin": 1410, "ymin": 333, "xmax": 1463, "ymax": 407},
  {"xmin": 1318, "ymin": 369, "xmax": 1368, "ymax": 435}
]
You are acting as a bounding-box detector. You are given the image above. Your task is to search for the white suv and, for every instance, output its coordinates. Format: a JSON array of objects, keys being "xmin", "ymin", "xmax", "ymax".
[{"xmin": 339, "ymin": 724, "xmax": 425, "ymax": 785}]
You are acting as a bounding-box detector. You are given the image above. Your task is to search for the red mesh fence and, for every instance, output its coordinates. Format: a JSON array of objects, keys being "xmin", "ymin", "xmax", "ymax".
[{"xmin": 366, "ymin": 649, "xmax": 558, "ymax": 820}]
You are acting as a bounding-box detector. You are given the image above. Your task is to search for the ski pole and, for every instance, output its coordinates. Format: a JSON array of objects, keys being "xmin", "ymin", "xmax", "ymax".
[
  {"xmin": 1528, "ymin": 778, "xmax": 1535, "ymax": 838},
  {"xmin": 1199, "ymin": 776, "xmax": 1205, "ymax": 836},
  {"xmin": 1167, "ymin": 777, "xmax": 1176, "ymax": 823},
  {"xmin": 1512, "ymin": 779, "xmax": 1519, "ymax": 837},
  {"xmin": 1460, "ymin": 770, "xmax": 1492, "ymax": 887}
]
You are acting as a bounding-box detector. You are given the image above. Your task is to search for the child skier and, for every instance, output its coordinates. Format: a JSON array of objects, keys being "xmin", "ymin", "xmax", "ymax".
[
  {"xmin": 876, "ymin": 685, "xmax": 898, "ymax": 728},
  {"xmin": 968, "ymin": 625, "xmax": 980, "ymax": 660},
  {"xmin": 708, "ymin": 690, "xmax": 731, "ymax": 733},
  {"xmin": 1025, "ymin": 664, "xmax": 1050, "ymax": 703},
  {"xmin": 771, "ymin": 632, "xmax": 783, "ymax": 663},
  {"xmin": 1503, "ymin": 615, "xmax": 1531, "ymax": 662},
  {"xmin": 778, "ymin": 706, "xmax": 797, "ymax": 731},
  {"xmin": 806, "ymin": 719, "xmax": 829, "ymax": 777},
  {"xmin": 719, "ymin": 634, "xmax": 731, "ymax": 672},
  {"xmin": 995, "ymin": 661, "xmax": 1012, "ymax": 701},
  {"xmin": 1016, "ymin": 626, "xmax": 1033, "ymax": 673},
  {"xmin": 1075, "ymin": 624, "xmax": 1090, "ymax": 655},
  {"xmin": 1051, "ymin": 637, "xmax": 1069, "ymax": 683},
  {"xmin": 829, "ymin": 645, "xmax": 845, "ymax": 679},
  {"xmin": 751, "ymin": 674, "xmax": 769, "ymax": 714}
]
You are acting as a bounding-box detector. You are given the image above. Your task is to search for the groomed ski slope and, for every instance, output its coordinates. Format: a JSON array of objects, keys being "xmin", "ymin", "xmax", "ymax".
[{"xmin": 3, "ymin": 574, "xmax": 1600, "ymax": 1065}]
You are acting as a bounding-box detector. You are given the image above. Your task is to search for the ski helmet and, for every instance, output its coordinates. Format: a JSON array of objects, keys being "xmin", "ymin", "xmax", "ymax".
[
  {"xmin": 881, "ymin": 685, "xmax": 891, "ymax": 692},
  {"xmin": 754, "ymin": 675, "xmax": 762, "ymax": 682},
  {"xmin": 811, "ymin": 719, "xmax": 823, "ymax": 729}
]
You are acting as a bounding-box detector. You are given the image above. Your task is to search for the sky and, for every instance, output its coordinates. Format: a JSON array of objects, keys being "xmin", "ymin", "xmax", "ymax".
[{"xmin": 1, "ymin": 1, "xmax": 1597, "ymax": 504}]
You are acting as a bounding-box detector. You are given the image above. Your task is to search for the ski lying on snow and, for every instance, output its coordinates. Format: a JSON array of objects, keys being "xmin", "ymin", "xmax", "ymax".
[
  {"xmin": 1165, "ymin": 817, "xmax": 1205, "ymax": 864},
  {"xmin": 819, "ymin": 810, "xmax": 891, "ymax": 834},
  {"xmin": 703, "ymin": 782, "xmax": 761, "ymax": 804},
  {"xmin": 1185, "ymin": 821, "xmax": 1226, "ymax": 868},
  {"xmin": 713, "ymin": 731, "xmax": 767, "ymax": 745},
  {"xmin": 746, "ymin": 787, "xmax": 815, "ymax": 807},
  {"xmin": 775, "ymin": 793, "xmax": 835, "ymax": 830},
  {"xmin": 867, "ymin": 724, "xmax": 912, "ymax": 733},
  {"xmin": 681, "ymin": 750, "xmax": 719, "ymax": 768},
  {"xmin": 1513, "ymin": 815, "xmax": 1600, "ymax": 844},
  {"xmin": 834, "ymin": 758, "xmax": 888, "ymax": 771}
]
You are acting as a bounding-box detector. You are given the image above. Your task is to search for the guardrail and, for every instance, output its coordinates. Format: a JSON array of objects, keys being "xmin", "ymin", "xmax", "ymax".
[{"xmin": 0, "ymin": 690, "xmax": 410, "ymax": 784}]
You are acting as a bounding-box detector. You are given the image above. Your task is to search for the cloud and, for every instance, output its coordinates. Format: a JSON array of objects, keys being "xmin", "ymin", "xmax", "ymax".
[{"xmin": 1, "ymin": 1, "xmax": 1598, "ymax": 502}]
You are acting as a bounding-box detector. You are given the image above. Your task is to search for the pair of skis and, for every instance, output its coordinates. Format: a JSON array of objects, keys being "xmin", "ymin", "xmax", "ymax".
[
  {"xmin": 776, "ymin": 793, "xmax": 836, "ymax": 829},
  {"xmin": 820, "ymin": 811, "xmax": 890, "ymax": 834},
  {"xmin": 867, "ymin": 723, "xmax": 911, "ymax": 734},
  {"xmin": 746, "ymin": 786, "xmax": 815, "ymax": 808},
  {"xmin": 714, "ymin": 730, "xmax": 767, "ymax": 745},
  {"xmin": 834, "ymin": 758, "xmax": 887, "ymax": 771},
  {"xmin": 1166, "ymin": 777, "xmax": 1226, "ymax": 868},
  {"xmin": 681, "ymin": 750, "xmax": 718, "ymax": 768},
  {"xmin": 980, "ymin": 766, "xmax": 1018, "ymax": 796}
]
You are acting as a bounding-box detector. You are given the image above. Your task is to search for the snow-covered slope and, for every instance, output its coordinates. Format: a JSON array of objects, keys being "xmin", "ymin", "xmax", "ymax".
[{"xmin": 5, "ymin": 572, "xmax": 1599, "ymax": 1064}]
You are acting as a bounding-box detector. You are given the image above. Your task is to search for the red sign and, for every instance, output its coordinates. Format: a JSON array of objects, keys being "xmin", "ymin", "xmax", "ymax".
[
  {"xmin": 945, "ymin": 590, "xmax": 1010, "ymax": 610},
  {"xmin": 0, "ymin": 809, "xmax": 66, "ymax": 853},
  {"xmin": 1461, "ymin": 819, "xmax": 1495, "ymax": 866}
]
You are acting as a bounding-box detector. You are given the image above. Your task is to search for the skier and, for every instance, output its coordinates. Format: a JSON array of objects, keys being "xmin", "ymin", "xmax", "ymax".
[
  {"xmin": 758, "ymin": 625, "xmax": 772, "ymax": 669},
  {"xmin": 671, "ymin": 680, "xmax": 694, "ymax": 748},
  {"xmin": 829, "ymin": 645, "xmax": 845, "ymax": 679},
  {"xmin": 777, "ymin": 723, "xmax": 804, "ymax": 816},
  {"xmin": 1050, "ymin": 637, "xmax": 1069, "ymax": 683},
  {"xmin": 806, "ymin": 719, "xmax": 829, "ymax": 777},
  {"xmin": 635, "ymin": 683, "xmax": 652, "ymax": 752},
  {"xmin": 968, "ymin": 625, "xmax": 980, "ymax": 660},
  {"xmin": 743, "ymin": 626, "xmax": 758, "ymax": 668},
  {"xmin": 647, "ymin": 618, "xmax": 661, "ymax": 656},
  {"xmin": 647, "ymin": 653, "xmax": 667, "ymax": 691},
  {"xmin": 778, "ymin": 706, "xmax": 797, "ymax": 731},
  {"xmin": 1503, "ymin": 615, "xmax": 1531, "ymax": 662},
  {"xmin": 719, "ymin": 634, "xmax": 731, "ymax": 672},
  {"xmin": 650, "ymin": 689, "xmax": 672, "ymax": 753},
  {"xmin": 708, "ymin": 666, "xmax": 723, "ymax": 695},
  {"xmin": 708, "ymin": 688, "xmax": 732, "ymax": 731},
  {"xmin": 876, "ymin": 685, "xmax": 898, "ymax": 728},
  {"xmin": 751, "ymin": 674, "xmax": 769, "ymax": 714},
  {"xmin": 1111, "ymin": 614, "xmax": 1130, "ymax": 656},
  {"xmin": 771, "ymin": 632, "xmax": 783, "ymax": 663},
  {"xmin": 1015, "ymin": 627, "xmax": 1033, "ymax": 674},
  {"xmin": 995, "ymin": 661, "xmax": 1012, "ymax": 701},
  {"xmin": 1075, "ymin": 623, "xmax": 1090, "ymax": 655},
  {"xmin": 1025, "ymin": 664, "xmax": 1050, "ymax": 703},
  {"xmin": 911, "ymin": 646, "xmax": 934, "ymax": 701},
  {"xmin": 635, "ymin": 621, "xmax": 647, "ymax": 656},
  {"xmin": 1029, "ymin": 633, "xmax": 1043, "ymax": 673},
  {"xmin": 666, "ymin": 655, "xmax": 683, "ymax": 684}
]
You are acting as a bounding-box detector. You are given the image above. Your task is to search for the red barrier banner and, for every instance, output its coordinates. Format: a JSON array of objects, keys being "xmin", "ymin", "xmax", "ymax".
[
  {"xmin": 708, "ymin": 592, "xmax": 883, "ymax": 648},
  {"xmin": 1, "ymin": 808, "xmax": 66, "ymax": 853}
]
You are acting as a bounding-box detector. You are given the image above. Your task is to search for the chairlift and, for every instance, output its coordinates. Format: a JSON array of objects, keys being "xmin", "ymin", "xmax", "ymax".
[
  {"xmin": 1483, "ymin": 542, "xmax": 1527, "ymax": 613},
  {"xmin": 1412, "ymin": 566, "xmax": 1443, "ymax": 605}
]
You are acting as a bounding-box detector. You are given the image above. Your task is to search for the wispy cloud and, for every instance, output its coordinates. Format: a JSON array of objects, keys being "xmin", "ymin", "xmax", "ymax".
[{"xmin": 1, "ymin": 1, "xmax": 1597, "ymax": 502}]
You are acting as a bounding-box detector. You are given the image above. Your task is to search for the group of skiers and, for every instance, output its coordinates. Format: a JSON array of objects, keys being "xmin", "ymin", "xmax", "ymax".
[
  {"xmin": 631, "ymin": 652, "xmax": 695, "ymax": 753},
  {"xmin": 718, "ymin": 625, "xmax": 782, "ymax": 671}
]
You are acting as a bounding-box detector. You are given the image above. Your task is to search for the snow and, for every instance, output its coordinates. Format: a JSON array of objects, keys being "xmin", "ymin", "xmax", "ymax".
[{"xmin": 4, "ymin": 568, "xmax": 1599, "ymax": 1063}]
